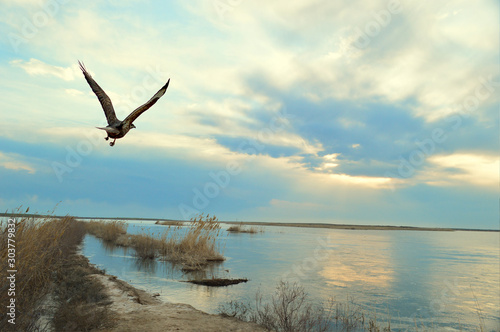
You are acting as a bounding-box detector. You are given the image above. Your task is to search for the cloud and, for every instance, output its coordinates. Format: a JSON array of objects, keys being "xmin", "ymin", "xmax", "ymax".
[
  {"xmin": 10, "ymin": 58, "xmax": 78, "ymax": 81},
  {"xmin": 0, "ymin": 0, "xmax": 43, "ymax": 7},
  {"xmin": 0, "ymin": 151, "xmax": 36, "ymax": 174},
  {"xmin": 64, "ymin": 88, "xmax": 84, "ymax": 96},
  {"xmin": 425, "ymin": 153, "xmax": 499, "ymax": 188},
  {"xmin": 188, "ymin": 0, "xmax": 499, "ymax": 124}
]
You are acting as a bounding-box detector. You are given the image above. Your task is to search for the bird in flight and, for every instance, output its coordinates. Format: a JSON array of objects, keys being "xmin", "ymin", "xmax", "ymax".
[{"xmin": 78, "ymin": 61, "xmax": 170, "ymax": 146}]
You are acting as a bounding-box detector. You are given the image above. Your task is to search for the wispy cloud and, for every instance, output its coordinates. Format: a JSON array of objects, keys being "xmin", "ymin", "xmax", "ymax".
[
  {"xmin": 426, "ymin": 153, "xmax": 499, "ymax": 188},
  {"xmin": 11, "ymin": 58, "xmax": 78, "ymax": 81},
  {"xmin": 0, "ymin": 151, "xmax": 36, "ymax": 174}
]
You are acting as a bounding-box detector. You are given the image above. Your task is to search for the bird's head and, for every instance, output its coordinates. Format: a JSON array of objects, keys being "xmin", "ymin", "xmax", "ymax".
[{"xmin": 131, "ymin": 124, "xmax": 136, "ymax": 129}]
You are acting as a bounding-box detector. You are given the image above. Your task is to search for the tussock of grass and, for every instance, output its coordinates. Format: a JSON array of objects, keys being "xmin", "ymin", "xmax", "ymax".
[
  {"xmin": 167, "ymin": 214, "xmax": 225, "ymax": 268},
  {"xmin": 227, "ymin": 223, "xmax": 263, "ymax": 234},
  {"xmin": 130, "ymin": 233, "xmax": 164, "ymax": 259},
  {"xmin": 0, "ymin": 211, "xmax": 90, "ymax": 331},
  {"xmin": 85, "ymin": 220, "xmax": 127, "ymax": 242},
  {"xmin": 85, "ymin": 214, "xmax": 225, "ymax": 270}
]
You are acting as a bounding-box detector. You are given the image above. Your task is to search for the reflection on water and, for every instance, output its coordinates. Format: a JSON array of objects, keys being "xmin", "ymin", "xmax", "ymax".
[
  {"xmin": 80, "ymin": 223, "xmax": 499, "ymax": 331},
  {"xmin": 320, "ymin": 233, "xmax": 394, "ymax": 288}
]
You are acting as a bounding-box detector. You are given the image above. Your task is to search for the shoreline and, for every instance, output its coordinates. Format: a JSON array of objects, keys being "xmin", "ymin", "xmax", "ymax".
[
  {"xmin": 221, "ymin": 221, "xmax": 499, "ymax": 232},
  {"xmin": 88, "ymin": 260, "xmax": 266, "ymax": 332},
  {"xmin": 1, "ymin": 213, "xmax": 498, "ymax": 232}
]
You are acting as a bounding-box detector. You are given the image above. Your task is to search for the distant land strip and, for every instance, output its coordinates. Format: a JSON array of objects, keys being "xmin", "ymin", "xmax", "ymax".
[{"xmin": 0, "ymin": 213, "xmax": 498, "ymax": 232}]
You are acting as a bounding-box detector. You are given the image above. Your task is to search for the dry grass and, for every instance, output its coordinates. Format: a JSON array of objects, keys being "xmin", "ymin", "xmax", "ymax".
[
  {"xmin": 85, "ymin": 220, "xmax": 127, "ymax": 242},
  {"xmin": 227, "ymin": 223, "xmax": 264, "ymax": 234},
  {"xmin": 52, "ymin": 255, "xmax": 113, "ymax": 331},
  {"xmin": 0, "ymin": 211, "xmax": 89, "ymax": 331},
  {"xmin": 85, "ymin": 214, "xmax": 225, "ymax": 270},
  {"xmin": 167, "ymin": 214, "xmax": 225, "ymax": 266},
  {"xmin": 130, "ymin": 233, "xmax": 164, "ymax": 259}
]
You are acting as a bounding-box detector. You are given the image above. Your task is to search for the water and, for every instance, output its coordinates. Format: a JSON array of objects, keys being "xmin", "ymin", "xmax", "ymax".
[{"xmin": 80, "ymin": 221, "xmax": 500, "ymax": 331}]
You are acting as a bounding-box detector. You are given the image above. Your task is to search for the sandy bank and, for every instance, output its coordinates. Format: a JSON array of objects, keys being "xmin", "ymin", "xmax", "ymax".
[{"xmin": 93, "ymin": 273, "xmax": 266, "ymax": 332}]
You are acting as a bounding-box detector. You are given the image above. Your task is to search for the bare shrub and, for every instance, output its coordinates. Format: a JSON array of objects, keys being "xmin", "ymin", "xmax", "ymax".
[
  {"xmin": 219, "ymin": 281, "xmax": 333, "ymax": 332},
  {"xmin": 219, "ymin": 281, "xmax": 405, "ymax": 332}
]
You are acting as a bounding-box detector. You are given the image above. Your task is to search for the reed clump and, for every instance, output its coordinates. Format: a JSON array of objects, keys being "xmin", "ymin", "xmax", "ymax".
[
  {"xmin": 155, "ymin": 214, "xmax": 225, "ymax": 269},
  {"xmin": 227, "ymin": 223, "xmax": 263, "ymax": 234},
  {"xmin": 130, "ymin": 233, "xmax": 164, "ymax": 259},
  {"xmin": 168, "ymin": 214, "xmax": 224, "ymax": 264},
  {"xmin": 85, "ymin": 220, "xmax": 127, "ymax": 242}
]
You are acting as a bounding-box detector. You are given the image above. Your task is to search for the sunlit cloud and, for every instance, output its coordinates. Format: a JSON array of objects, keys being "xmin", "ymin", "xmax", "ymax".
[
  {"xmin": 426, "ymin": 153, "xmax": 499, "ymax": 188},
  {"xmin": 329, "ymin": 173, "xmax": 392, "ymax": 188},
  {"xmin": 0, "ymin": 152, "xmax": 36, "ymax": 174}
]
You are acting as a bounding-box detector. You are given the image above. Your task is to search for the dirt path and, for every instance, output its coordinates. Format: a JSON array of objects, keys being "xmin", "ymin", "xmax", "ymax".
[{"xmin": 93, "ymin": 274, "xmax": 267, "ymax": 332}]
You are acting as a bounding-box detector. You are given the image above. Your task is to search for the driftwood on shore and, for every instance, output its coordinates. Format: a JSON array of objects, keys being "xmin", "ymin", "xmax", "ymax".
[{"xmin": 185, "ymin": 278, "xmax": 249, "ymax": 287}]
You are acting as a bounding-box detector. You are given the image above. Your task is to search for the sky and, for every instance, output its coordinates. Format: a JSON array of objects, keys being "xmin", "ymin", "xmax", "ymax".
[{"xmin": 0, "ymin": 0, "xmax": 498, "ymax": 229}]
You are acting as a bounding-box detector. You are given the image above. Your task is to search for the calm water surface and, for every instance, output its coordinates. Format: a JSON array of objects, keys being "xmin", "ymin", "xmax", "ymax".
[{"xmin": 80, "ymin": 222, "xmax": 499, "ymax": 331}]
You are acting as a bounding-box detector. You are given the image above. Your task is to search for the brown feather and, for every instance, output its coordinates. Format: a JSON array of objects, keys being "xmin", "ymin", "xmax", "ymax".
[
  {"xmin": 78, "ymin": 61, "xmax": 119, "ymax": 126},
  {"xmin": 123, "ymin": 79, "xmax": 170, "ymax": 127}
]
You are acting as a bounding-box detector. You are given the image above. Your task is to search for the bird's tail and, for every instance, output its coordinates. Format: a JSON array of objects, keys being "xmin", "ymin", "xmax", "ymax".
[{"xmin": 96, "ymin": 126, "xmax": 120, "ymax": 135}]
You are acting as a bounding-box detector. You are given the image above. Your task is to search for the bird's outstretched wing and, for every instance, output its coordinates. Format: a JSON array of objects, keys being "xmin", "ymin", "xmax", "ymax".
[
  {"xmin": 123, "ymin": 79, "xmax": 170, "ymax": 126},
  {"xmin": 78, "ymin": 61, "xmax": 119, "ymax": 126}
]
